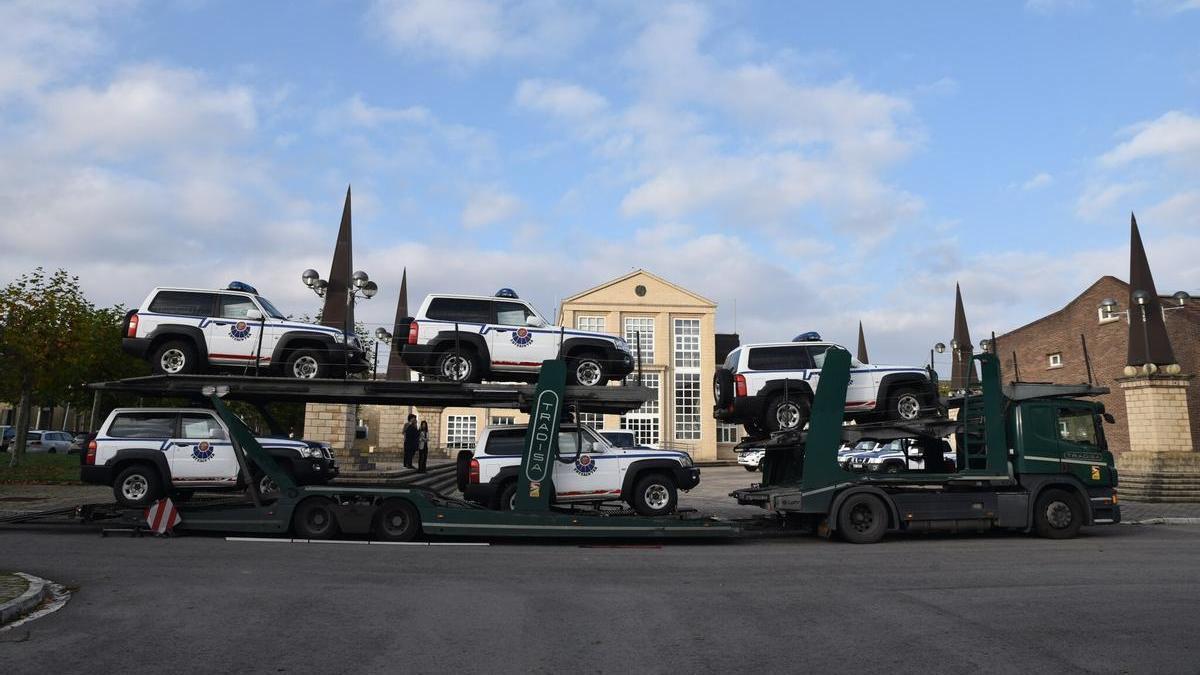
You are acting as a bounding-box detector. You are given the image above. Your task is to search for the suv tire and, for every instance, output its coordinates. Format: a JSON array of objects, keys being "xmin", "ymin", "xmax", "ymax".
[
  {"xmin": 765, "ymin": 394, "xmax": 811, "ymax": 432},
  {"xmin": 837, "ymin": 493, "xmax": 888, "ymax": 544},
  {"xmin": 889, "ymin": 387, "xmax": 923, "ymax": 422},
  {"xmin": 713, "ymin": 369, "xmax": 734, "ymax": 409},
  {"xmin": 630, "ymin": 473, "xmax": 677, "ymax": 516},
  {"xmin": 455, "ymin": 450, "xmax": 474, "ymax": 494},
  {"xmin": 568, "ymin": 352, "xmax": 606, "ymax": 387},
  {"xmin": 497, "ymin": 480, "xmax": 518, "ymax": 511},
  {"xmin": 1034, "ymin": 488, "xmax": 1083, "ymax": 539},
  {"xmin": 287, "ymin": 348, "xmax": 328, "ymax": 379},
  {"xmin": 152, "ymin": 339, "xmax": 199, "ymax": 376},
  {"xmin": 437, "ymin": 348, "xmax": 481, "ymax": 383},
  {"xmin": 293, "ymin": 497, "xmax": 340, "ymax": 539},
  {"xmin": 114, "ymin": 463, "xmax": 164, "ymax": 507}
]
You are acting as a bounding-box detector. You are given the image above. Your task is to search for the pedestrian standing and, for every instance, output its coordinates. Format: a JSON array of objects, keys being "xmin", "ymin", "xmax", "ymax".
[
  {"xmin": 403, "ymin": 414, "xmax": 419, "ymax": 469},
  {"xmin": 418, "ymin": 420, "xmax": 429, "ymax": 473}
]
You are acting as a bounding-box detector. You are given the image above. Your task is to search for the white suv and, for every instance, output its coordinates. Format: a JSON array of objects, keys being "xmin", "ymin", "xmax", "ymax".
[
  {"xmin": 456, "ymin": 424, "xmax": 700, "ymax": 516},
  {"xmin": 714, "ymin": 336, "xmax": 940, "ymax": 434},
  {"xmin": 81, "ymin": 407, "xmax": 338, "ymax": 507},
  {"xmin": 122, "ymin": 282, "xmax": 368, "ymax": 378},
  {"xmin": 398, "ymin": 290, "xmax": 635, "ymax": 386}
]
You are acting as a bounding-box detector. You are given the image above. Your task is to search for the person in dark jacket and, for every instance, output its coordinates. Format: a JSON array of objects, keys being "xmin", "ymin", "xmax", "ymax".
[
  {"xmin": 417, "ymin": 420, "xmax": 429, "ymax": 473},
  {"xmin": 403, "ymin": 414, "xmax": 419, "ymax": 469}
]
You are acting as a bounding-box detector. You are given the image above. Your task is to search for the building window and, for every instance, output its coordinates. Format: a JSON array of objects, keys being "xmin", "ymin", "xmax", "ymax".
[
  {"xmin": 1048, "ymin": 352, "xmax": 1063, "ymax": 368},
  {"xmin": 717, "ymin": 423, "xmax": 739, "ymax": 444},
  {"xmin": 674, "ymin": 372, "xmax": 701, "ymax": 440},
  {"xmin": 673, "ymin": 318, "xmax": 701, "ymax": 369},
  {"xmin": 446, "ymin": 415, "xmax": 478, "ymax": 448},
  {"xmin": 1098, "ymin": 306, "xmax": 1120, "ymax": 324},
  {"xmin": 622, "ymin": 372, "xmax": 659, "ymax": 446},
  {"xmin": 624, "ymin": 317, "xmax": 655, "ymax": 365},
  {"xmin": 577, "ymin": 412, "xmax": 604, "ymax": 430},
  {"xmin": 490, "ymin": 416, "xmax": 515, "ymax": 426},
  {"xmin": 576, "ymin": 315, "xmax": 606, "ymax": 333}
]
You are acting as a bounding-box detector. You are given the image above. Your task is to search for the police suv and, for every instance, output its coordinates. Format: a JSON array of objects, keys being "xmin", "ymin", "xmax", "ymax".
[
  {"xmin": 82, "ymin": 407, "xmax": 338, "ymax": 507},
  {"xmin": 714, "ymin": 333, "xmax": 940, "ymax": 435},
  {"xmin": 398, "ymin": 289, "xmax": 635, "ymax": 386},
  {"xmin": 456, "ymin": 424, "xmax": 700, "ymax": 516},
  {"xmin": 122, "ymin": 282, "xmax": 369, "ymax": 378}
]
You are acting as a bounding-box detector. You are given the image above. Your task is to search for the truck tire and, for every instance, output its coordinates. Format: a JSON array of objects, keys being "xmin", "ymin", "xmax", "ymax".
[
  {"xmin": 713, "ymin": 369, "xmax": 735, "ymax": 409},
  {"xmin": 498, "ymin": 480, "xmax": 518, "ymax": 511},
  {"xmin": 1034, "ymin": 489, "xmax": 1083, "ymax": 539},
  {"xmin": 568, "ymin": 352, "xmax": 607, "ymax": 387},
  {"xmin": 293, "ymin": 497, "xmax": 340, "ymax": 539},
  {"xmin": 374, "ymin": 499, "xmax": 421, "ymax": 542},
  {"xmin": 630, "ymin": 473, "xmax": 677, "ymax": 516},
  {"xmin": 888, "ymin": 387, "xmax": 923, "ymax": 422},
  {"xmin": 114, "ymin": 463, "xmax": 164, "ymax": 507},
  {"xmin": 286, "ymin": 348, "xmax": 329, "ymax": 379},
  {"xmin": 837, "ymin": 493, "xmax": 888, "ymax": 544},
  {"xmin": 152, "ymin": 339, "xmax": 199, "ymax": 376},
  {"xmin": 437, "ymin": 348, "xmax": 481, "ymax": 383},
  {"xmin": 765, "ymin": 394, "xmax": 811, "ymax": 432}
]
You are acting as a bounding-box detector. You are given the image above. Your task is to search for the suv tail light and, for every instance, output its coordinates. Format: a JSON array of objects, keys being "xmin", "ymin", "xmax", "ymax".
[
  {"xmin": 734, "ymin": 374, "xmax": 747, "ymax": 397},
  {"xmin": 126, "ymin": 313, "xmax": 139, "ymax": 338},
  {"xmin": 468, "ymin": 458, "xmax": 480, "ymax": 484},
  {"xmin": 407, "ymin": 320, "xmax": 419, "ymax": 345},
  {"xmin": 85, "ymin": 439, "xmax": 98, "ymax": 465}
]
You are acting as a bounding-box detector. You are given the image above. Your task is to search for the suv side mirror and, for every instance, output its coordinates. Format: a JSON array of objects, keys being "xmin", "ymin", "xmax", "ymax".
[
  {"xmin": 525, "ymin": 315, "xmax": 542, "ymax": 327},
  {"xmin": 246, "ymin": 309, "xmax": 263, "ymax": 321}
]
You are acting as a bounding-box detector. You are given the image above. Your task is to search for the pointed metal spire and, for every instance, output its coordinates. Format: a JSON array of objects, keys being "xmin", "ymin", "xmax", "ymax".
[
  {"xmin": 950, "ymin": 283, "xmax": 977, "ymax": 390},
  {"xmin": 386, "ymin": 268, "xmax": 411, "ymax": 381},
  {"xmin": 856, "ymin": 321, "xmax": 869, "ymax": 364},
  {"xmin": 1126, "ymin": 213, "xmax": 1176, "ymax": 367},
  {"xmin": 320, "ymin": 186, "xmax": 354, "ymax": 332}
]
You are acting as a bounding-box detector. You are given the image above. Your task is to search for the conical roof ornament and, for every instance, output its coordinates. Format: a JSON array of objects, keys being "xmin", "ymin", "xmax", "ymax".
[
  {"xmin": 320, "ymin": 186, "xmax": 354, "ymax": 333},
  {"xmin": 386, "ymin": 268, "xmax": 412, "ymax": 381},
  {"xmin": 950, "ymin": 283, "xmax": 978, "ymax": 390},
  {"xmin": 1126, "ymin": 213, "xmax": 1176, "ymax": 368},
  {"xmin": 856, "ymin": 321, "xmax": 869, "ymax": 364}
]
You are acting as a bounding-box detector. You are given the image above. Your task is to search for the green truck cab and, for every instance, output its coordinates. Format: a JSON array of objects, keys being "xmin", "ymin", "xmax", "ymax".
[{"xmin": 732, "ymin": 349, "xmax": 1120, "ymax": 543}]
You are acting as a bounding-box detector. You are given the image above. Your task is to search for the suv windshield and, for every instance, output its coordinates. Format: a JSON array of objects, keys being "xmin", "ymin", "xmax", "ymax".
[{"xmin": 254, "ymin": 296, "xmax": 287, "ymax": 320}]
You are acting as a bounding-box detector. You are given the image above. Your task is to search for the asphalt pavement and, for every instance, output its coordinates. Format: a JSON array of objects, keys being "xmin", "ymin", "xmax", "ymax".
[{"xmin": 3, "ymin": 522, "xmax": 1200, "ymax": 673}]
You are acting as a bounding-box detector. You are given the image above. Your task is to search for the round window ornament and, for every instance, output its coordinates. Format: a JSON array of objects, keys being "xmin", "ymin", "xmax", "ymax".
[{"xmin": 635, "ymin": 284, "xmax": 647, "ymax": 297}]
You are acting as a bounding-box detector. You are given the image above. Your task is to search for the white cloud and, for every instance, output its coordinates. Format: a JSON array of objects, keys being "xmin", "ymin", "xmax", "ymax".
[
  {"xmin": 344, "ymin": 94, "xmax": 431, "ymax": 127},
  {"xmin": 1076, "ymin": 181, "xmax": 1145, "ymax": 220},
  {"xmin": 1021, "ymin": 172, "xmax": 1054, "ymax": 190},
  {"xmin": 461, "ymin": 185, "xmax": 521, "ymax": 228},
  {"xmin": 1025, "ymin": 0, "xmax": 1092, "ymax": 14},
  {"xmin": 514, "ymin": 79, "xmax": 608, "ymax": 118},
  {"xmin": 1144, "ymin": 190, "xmax": 1200, "ymax": 230},
  {"xmin": 1100, "ymin": 111, "xmax": 1200, "ymax": 168},
  {"xmin": 1135, "ymin": 0, "xmax": 1200, "ymax": 13}
]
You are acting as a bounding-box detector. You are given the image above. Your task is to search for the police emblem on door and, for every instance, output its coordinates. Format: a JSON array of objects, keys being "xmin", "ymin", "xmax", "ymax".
[
  {"xmin": 230, "ymin": 321, "xmax": 252, "ymax": 341},
  {"xmin": 192, "ymin": 441, "xmax": 215, "ymax": 462},
  {"xmin": 511, "ymin": 327, "xmax": 533, "ymax": 348},
  {"xmin": 574, "ymin": 454, "xmax": 598, "ymax": 476}
]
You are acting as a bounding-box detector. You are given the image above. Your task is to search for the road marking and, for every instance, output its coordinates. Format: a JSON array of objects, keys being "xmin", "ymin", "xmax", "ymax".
[{"xmin": 224, "ymin": 537, "xmax": 489, "ymax": 546}]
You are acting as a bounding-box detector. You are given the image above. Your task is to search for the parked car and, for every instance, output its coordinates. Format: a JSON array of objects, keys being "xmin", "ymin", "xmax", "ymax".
[
  {"xmin": 21, "ymin": 431, "xmax": 73, "ymax": 453},
  {"xmin": 457, "ymin": 424, "xmax": 699, "ymax": 516},
  {"xmin": 737, "ymin": 448, "xmax": 765, "ymax": 472},
  {"xmin": 839, "ymin": 440, "xmax": 881, "ymax": 470},
  {"xmin": 82, "ymin": 408, "xmax": 339, "ymax": 507},
  {"xmin": 713, "ymin": 334, "xmax": 941, "ymax": 435},
  {"xmin": 857, "ymin": 438, "xmax": 958, "ymax": 474},
  {"xmin": 121, "ymin": 282, "xmax": 369, "ymax": 379},
  {"xmin": 398, "ymin": 290, "xmax": 635, "ymax": 386},
  {"xmin": 68, "ymin": 432, "xmax": 95, "ymax": 455},
  {"xmin": 0, "ymin": 426, "xmax": 12, "ymax": 452}
]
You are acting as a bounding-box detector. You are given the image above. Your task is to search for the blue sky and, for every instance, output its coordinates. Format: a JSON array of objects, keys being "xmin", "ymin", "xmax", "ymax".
[{"xmin": 1, "ymin": 0, "xmax": 1198, "ymax": 368}]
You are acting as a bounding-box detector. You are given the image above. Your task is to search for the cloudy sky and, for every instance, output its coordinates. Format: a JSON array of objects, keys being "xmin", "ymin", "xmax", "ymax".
[{"xmin": 1, "ymin": 0, "xmax": 1198, "ymax": 370}]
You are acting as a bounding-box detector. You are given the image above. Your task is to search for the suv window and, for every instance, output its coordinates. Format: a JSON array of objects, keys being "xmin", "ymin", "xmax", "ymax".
[
  {"xmin": 149, "ymin": 291, "xmax": 217, "ymax": 317},
  {"xmin": 807, "ymin": 345, "xmax": 832, "ymax": 368},
  {"xmin": 180, "ymin": 413, "xmax": 228, "ymax": 440},
  {"xmin": 747, "ymin": 345, "xmax": 812, "ymax": 371},
  {"xmin": 495, "ymin": 301, "xmax": 536, "ymax": 326},
  {"xmin": 483, "ymin": 428, "xmax": 526, "ymax": 455},
  {"xmin": 108, "ymin": 412, "xmax": 177, "ymax": 438},
  {"xmin": 220, "ymin": 295, "xmax": 259, "ymax": 319},
  {"xmin": 723, "ymin": 348, "xmax": 742, "ymax": 371},
  {"xmin": 426, "ymin": 297, "xmax": 492, "ymax": 324}
]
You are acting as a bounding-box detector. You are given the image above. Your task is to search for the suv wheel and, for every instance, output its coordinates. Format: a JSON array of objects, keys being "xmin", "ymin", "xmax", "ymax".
[
  {"xmin": 152, "ymin": 340, "xmax": 199, "ymax": 376},
  {"xmin": 498, "ymin": 481, "xmax": 518, "ymax": 511},
  {"xmin": 287, "ymin": 349, "xmax": 327, "ymax": 379},
  {"xmin": 743, "ymin": 420, "xmax": 765, "ymax": 436},
  {"xmin": 890, "ymin": 387, "xmax": 923, "ymax": 422},
  {"xmin": 766, "ymin": 394, "xmax": 811, "ymax": 432},
  {"xmin": 569, "ymin": 353, "xmax": 606, "ymax": 387},
  {"xmin": 114, "ymin": 464, "xmax": 163, "ymax": 507},
  {"xmin": 630, "ymin": 473, "xmax": 678, "ymax": 516},
  {"xmin": 713, "ymin": 369, "xmax": 735, "ymax": 409},
  {"xmin": 437, "ymin": 349, "xmax": 480, "ymax": 383}
]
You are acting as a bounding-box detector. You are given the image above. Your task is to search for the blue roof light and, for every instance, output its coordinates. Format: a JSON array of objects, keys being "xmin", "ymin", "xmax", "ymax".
[
  {"xmin": 228, "ymin": 281, "xmax": 259, "ymax": 294},
  {"xmin": 793, "ymin": 331, "xmax": 822, "ymax": 342},
  {"xmin": 495, "ymin": 288, "xmax": 519, "ymax": 299}
]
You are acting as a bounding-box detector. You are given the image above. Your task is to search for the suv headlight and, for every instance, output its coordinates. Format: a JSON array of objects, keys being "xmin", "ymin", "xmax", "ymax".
[
  {"xmin": 299, "ymin": 447, "xmax": 322, "ymax": 459},
  {"xmin": 677, "ymin": 453, "xmax": 693, "ymax": 467},
  {"xmin": 332, "ymin": 333, "xmax": 346, "ymax": 344}
]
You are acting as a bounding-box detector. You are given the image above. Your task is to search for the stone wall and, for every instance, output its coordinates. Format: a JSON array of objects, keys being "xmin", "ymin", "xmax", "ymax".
[{"xmin": 303, "ymin": 403, "xmax": 355, "ymax": 452}]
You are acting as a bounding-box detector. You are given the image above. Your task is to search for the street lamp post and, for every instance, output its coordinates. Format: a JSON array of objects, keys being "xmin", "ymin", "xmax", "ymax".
[
  {"xmin": 302, "ymin": 268, "xmax": 378, "ymax": 378},
  {"xmin": 373, "ymin": 328, "xmax": 392, "ymax": 381},
  {"xmin": 1099, "ymin": 290, "xmax": 1191, "ymax": 376}
]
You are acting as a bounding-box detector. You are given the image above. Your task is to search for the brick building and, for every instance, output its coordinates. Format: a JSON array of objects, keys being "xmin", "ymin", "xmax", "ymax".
[{"xmin": 996, "ymin": 275, "xmax": 1200, "ymax": 457}]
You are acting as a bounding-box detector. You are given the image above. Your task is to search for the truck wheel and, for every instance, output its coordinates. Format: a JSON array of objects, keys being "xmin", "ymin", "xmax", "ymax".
[
  {"xmin": 568, "ymin": 352, "xmax": 607, "ymax": 387},
  {"xmin": 631, "ymin": 473, "xmax": 677, "ymax": 516},
  {"xmin": 374, "ymin": 499, "xmax": 421, "ymax": 542},
  {"xmin": 1034, "ymin": 489, "xmax": 1083, "ymax": 539},
  {"xmin": 437, "ymin": 349, "xmax": 480, "ymax": 383},
  {"xmin": 114, "ymin": 464, "xmax": 164, "ymax": 507},
  {"xmin": 498, "ymin": 481, "xmax": 518, "ymax": 511},
  {"xmin": 889, "ymin": 387, "xmax": 923, "ymax": 422},
  {"xmin": 766, "ymin": 394, "xmax": 811, "ymax": 432},
  {"xmin": 293, "ymin": 497, "xmax": 340, "ymax": 540},
  {"xmin": 152, "ymin": 340, "xmax": 199, "ymax": 376},
  {"xmin": 837, "ymin": 493, "xmax": 889, "ymax": 544},
  {"xmin": 287, "ymin": 349, "xmax": 328, "ymax": 379}
]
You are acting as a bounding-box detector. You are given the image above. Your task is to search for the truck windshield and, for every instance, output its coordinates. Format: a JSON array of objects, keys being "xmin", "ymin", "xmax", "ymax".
[
  {"xmin": 254, "ymin": 296, "xmax": 288, "ymax": 320},
  {"xmin": 1057, "ymin": 407, "xmax": 1099, "ymax": 445}
]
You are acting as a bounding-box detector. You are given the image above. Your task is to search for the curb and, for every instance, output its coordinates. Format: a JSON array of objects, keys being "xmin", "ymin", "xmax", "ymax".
[
  {"xmin": 1126, "ymin": 517, "xmax": 1200, "ymax": 526},
  {"xmin": 0, "ymin": 573, "xmax": 48, "ymax": 625}
]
